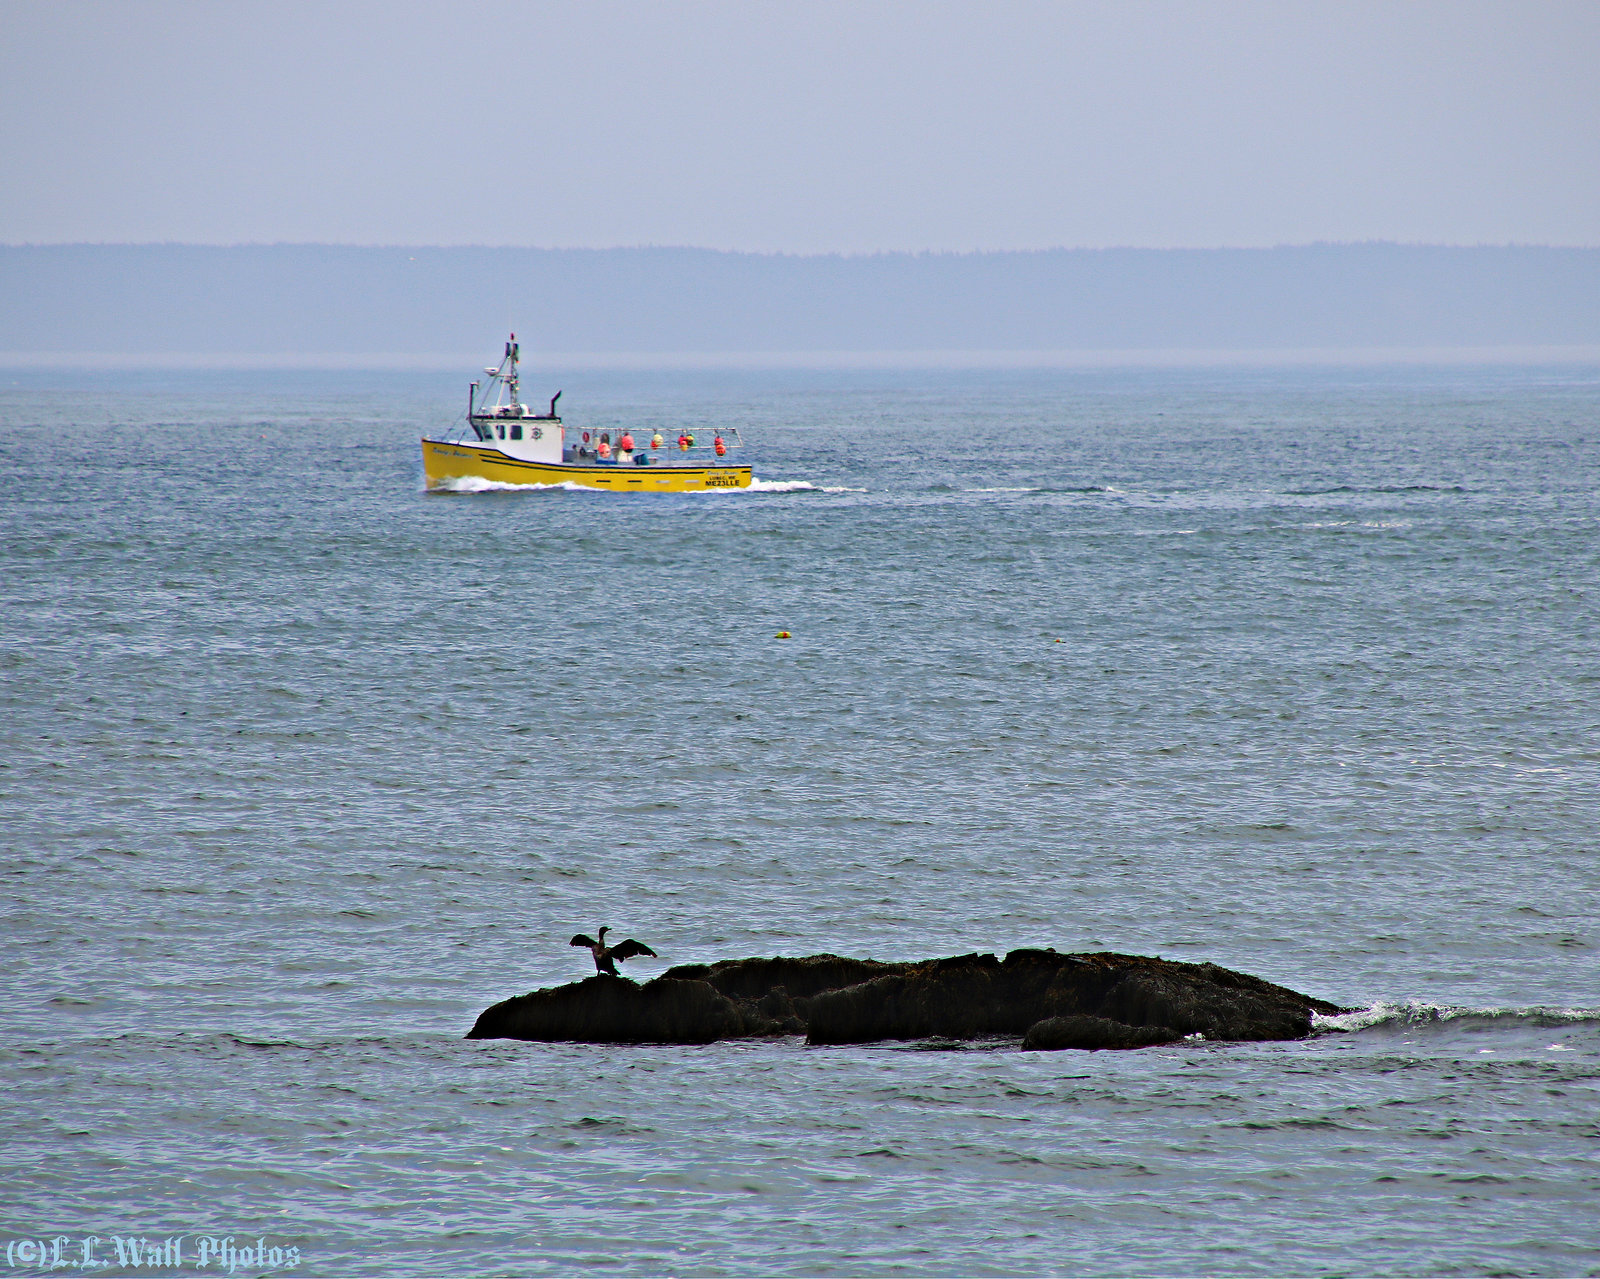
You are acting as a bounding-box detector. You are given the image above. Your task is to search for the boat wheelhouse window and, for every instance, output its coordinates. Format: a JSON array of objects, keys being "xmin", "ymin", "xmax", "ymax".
[
  {"xmin": 496, "ymin": 423, "xmax": 505, "ymax": 440},
  {"xmin": 510, "ymin": 423, "xmax": 523, "ymax": 440}
]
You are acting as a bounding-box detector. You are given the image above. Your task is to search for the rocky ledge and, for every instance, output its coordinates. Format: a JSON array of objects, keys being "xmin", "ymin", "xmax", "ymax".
[{"xmin": 467, "ymin": 950, "xmax": 1345, "ymax": 1051}]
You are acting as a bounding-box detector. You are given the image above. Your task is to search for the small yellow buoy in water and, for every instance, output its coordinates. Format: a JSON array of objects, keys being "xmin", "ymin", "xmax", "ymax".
[{"xmin": 775, "ymin": 631, "xmax": 792, "ymax": 639}]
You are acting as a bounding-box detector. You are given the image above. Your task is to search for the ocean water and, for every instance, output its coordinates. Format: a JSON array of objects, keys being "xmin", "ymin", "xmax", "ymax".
[{"xmin": 2, "ymin": 364, "xmax": 1598, "ymax": 1277}]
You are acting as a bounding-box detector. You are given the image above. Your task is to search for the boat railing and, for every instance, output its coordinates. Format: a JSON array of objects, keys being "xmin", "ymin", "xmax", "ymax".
[
  {"xmin": 567, "ymin": 426, "xmax": 746, "ymax": 464},
  {"xmin": 436, "ymin": 417, "xmax": 747, "ymax": 459},
  {"xmin": 564, "ymin": 444, "xmax": 746, "ymax": 467}
]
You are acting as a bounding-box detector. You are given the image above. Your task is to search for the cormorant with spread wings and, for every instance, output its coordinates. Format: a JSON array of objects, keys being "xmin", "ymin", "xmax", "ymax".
[{"xmin": 570, "ymin": 926, "xmax": 657, "ymax": 976}]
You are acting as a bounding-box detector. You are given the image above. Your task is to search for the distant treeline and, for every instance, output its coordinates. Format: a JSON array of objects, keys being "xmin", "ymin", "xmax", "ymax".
[{"xmin": 3, "ymin": 243, "xmax": 1599, "ymax": 356}]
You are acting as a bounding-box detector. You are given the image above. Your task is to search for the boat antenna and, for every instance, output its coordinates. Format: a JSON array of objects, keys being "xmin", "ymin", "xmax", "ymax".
[{"xmin": 505, "ymin": 333, "xmax": 519, "ymax": 411}]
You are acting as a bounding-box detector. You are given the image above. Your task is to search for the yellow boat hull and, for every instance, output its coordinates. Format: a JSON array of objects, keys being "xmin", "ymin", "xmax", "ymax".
[{"xmin": 422, "ymin": 439, "xmax": 751, "ymax": 493}]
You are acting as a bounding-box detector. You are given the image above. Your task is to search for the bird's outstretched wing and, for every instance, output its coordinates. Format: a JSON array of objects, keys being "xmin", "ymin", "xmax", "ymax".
[
  {"xmin": 610, "ymin": 939, "xmax": 657, "ymax": 962},
  {"xmin": 570, "ymin": 934, "xmax": 598, "ymax": 948}
]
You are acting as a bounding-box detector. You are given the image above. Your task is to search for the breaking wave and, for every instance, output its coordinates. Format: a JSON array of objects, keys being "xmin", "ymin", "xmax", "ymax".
[{"xmin": 1315, "ymin": 1000, "xmax": 1600, "ymax": 1033}]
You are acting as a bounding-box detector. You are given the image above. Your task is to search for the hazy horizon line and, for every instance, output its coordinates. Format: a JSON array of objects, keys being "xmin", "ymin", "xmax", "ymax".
[
  {"xmin": 7, "ymin": 345, "xmax": 1600, "ymax": 374},
  {"xmin": 7, "ymin": 240, "xmax": 1600, "ymax": 256}
]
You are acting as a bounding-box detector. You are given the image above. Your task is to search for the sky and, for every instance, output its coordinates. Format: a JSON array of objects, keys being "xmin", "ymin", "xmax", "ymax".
[{"xmin": 2, "ymin": 0, "xmax": 1598, "ymax": 252}]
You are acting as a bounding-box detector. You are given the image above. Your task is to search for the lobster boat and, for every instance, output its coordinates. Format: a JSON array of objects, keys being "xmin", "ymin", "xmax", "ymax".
[{"xmin": 421, "ymin": 335, "xmax": 752, "ymax": 492}]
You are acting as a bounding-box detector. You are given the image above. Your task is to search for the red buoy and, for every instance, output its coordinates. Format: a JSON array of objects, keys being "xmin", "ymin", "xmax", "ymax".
[
  {"xmin": 620, "ymin": 433, "xmax": 634, "ymax": 451},
  {"xmin": 714, "ymin": 436, "xmax": 726, "ymax": 456}
]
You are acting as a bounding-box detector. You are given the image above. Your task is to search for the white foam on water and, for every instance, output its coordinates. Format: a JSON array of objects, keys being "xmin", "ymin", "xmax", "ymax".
[
  {"xmin": 746, "ymin": 478, "xmax": 818, "ymax": 493},
  {"xmin": 428, "ymin": 475, "xmax": 587, "ymax": 494},
  {"xmin": 1314, "ymin": 1000, "xmax": 1600, "ymax": 1034}
]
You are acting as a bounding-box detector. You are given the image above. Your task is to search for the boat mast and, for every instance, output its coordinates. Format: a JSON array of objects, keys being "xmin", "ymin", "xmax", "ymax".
[{"xmin": 505, "ymin": 334, "xmax": 519, "ymax": 411}]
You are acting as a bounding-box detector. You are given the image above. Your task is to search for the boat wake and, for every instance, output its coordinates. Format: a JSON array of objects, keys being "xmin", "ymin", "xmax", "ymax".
[
  {"xmin": 747, "ymin": 480, "xmax": 868, "ymax": 493},
  {"xmin": 745, "ymin": 478, "xmax": 816, "ymax": 493},
  {"xmin": 1315, "ymin": 1000, "xmax": 1600, "ymax": 1033},
  {"xmin": 731, "ymin": 479, "xmax": 869, "ymax": 493},
  {"xmin": 428, "ymin": 476, "xmax": 590, "ymax": 493}
]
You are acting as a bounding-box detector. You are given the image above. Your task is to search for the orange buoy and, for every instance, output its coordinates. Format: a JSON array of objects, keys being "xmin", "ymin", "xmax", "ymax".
[
  {"xmin": 714, "ymin": 436, "xmax": 726, "ymax": 456},
  {"xmin": 620, "ymin": 433, "xmax": 634, "ymax": 451}
]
